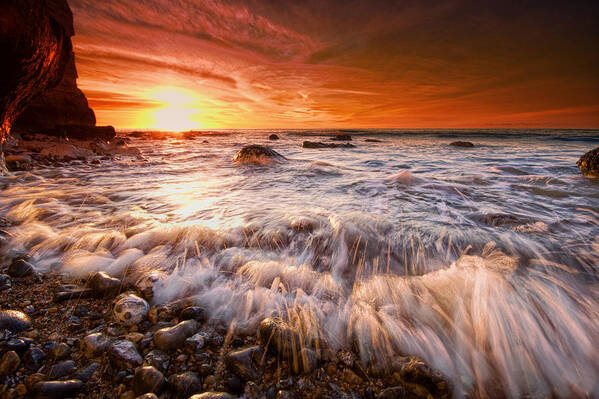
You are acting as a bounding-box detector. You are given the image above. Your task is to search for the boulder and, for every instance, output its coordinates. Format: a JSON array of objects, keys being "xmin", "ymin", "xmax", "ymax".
[
  {"xmin": 577, "ymin": 147, "xmax": 599, "ymax": 177},
  {"xmin": 233, "ymin": 145, "xmax": 286, "ymax": 164}
]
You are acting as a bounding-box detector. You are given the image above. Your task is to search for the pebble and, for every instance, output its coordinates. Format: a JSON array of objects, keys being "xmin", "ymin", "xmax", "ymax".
[
  {"xmin": 114, "ymin": 294, "xmax": 150, "ymax": 326},
  {"xmin": 109, "ymin": 340, "xmax": 143, "ymax": 367},
  {"xmin": 47, "ymin": 360, "xmax": 77, "ymax": 379},
  {"xmin": 0, "ymin": 274, "xmax": 11, "ymax": 290},
  {"xmin": 168, "ymin": 371, "xmax": 203, "ymax": 398},
  {"xmin": 5, "ymin": 337, "xmax": 31, "ymax": 354},
  {"xmin": 0, "ymin": 309, "xmax": 32, "ymax": 332},
  {"xmin": 81, "ymin": 332, "xmax": 110, "ymax": 358},
  {"xmin": 7, "ymin": 258, "xmax": 34, "ymax": 277},
  {"xmin": 153, "ymin": 319, "xmax": 199, "ymax": 351},
  {"xmin": 133, "ymin": 366, "xmax": 166, "ymax": 395},
  {"xmin": 144, "ymin": 349, "xmax": 170, "ymax": 372},
  {"xmin": 0, "ymin": 350, "xmax": 20, "ymax": 376},
  {"xmin": 88, "ymin": 271, "xmax": 122, "ymax": 296},
  {"xmin": 184, "ymin": 332, "xmax": 205, "ymax": 352},
  {"xmin": 23, "ymin": 347, "xmax": 45, "ymax": 370},
  {"xmin": 75, "ymin": 362, "xmax": 101, "ymax": 382},
  {"xmin": 33, "ymin": 379, "xmax": 83, "ymax": 398},
  {"xmin": 224, "ymin": 345, "xmax": 264, "ymax": 381},
  {"xmin": 276, "ymin": 391, "xmax": 298, "ymax": 399}
]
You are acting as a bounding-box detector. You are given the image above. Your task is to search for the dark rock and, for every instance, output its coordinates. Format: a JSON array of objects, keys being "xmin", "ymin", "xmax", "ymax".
[
  {"xmin": 133, "ymin": 366, "xmax": 166, "ymax": 395},
  {"xmin": 0, "ymin": 350, "xmax": 20, "ymax": 376},
  {"xmin": 342, "ymin": 368, "xmax": 363, "ymax": 384},
  {"xmin": 88, "ymin": 271, "xmax": 121, "ymax": 297},
  {"xmin": 233, "ymin": 145, "xmax": 286, "ymax": 164},
  {"xmin": 302, "ymin": 141, "xmax": 355, "ymax": 149},
  {"xmin": 168, "ymin": 372, "xmax": 203, "ymax": 398},
  {"xmin": 449, "ymin": 141, "xmax": 474, "ymax": 147},
  {"xmin": 23, "ymin": 347, "xmax": 46, "ymax": 370},
  {"xmin": 153, "ymin": 319, "xmax": 199, "ymax": 351},
  {"xmin": 73, "ymin": 304, "xmax": 89, "ymax": 317},
  {"xmin": 0, "ymin": 310, "xmax": 32, "ymax": 332},
  {"xmin": 5, "ymin": 338, "xmax": 31, "ymax": 355},
  {"xmin": 81, "ymin": 332, "xmax": 110, "ymax": 358},
  {"xmin": 47, "ymin": 360, "xmax": 77, "ymax": 379},
  {"xmin": 293, "ymin": 348, "xmax": 318, "ymax": 374},
  {"xmin": 0, "ymin": 0, "xmax": 74, "ymax": 143},
  {"xmin": 378, "ymin": 387, "xmax": 408, "ymax": 399},
  {"xmin": 198, "ymin": 362, "xmax": 214, "ymax": 377},
  {"xmin": 7, "ymin": 258, "xmax": 34, "ymax": 277},
  {"xmin": 113, "ymin": 294, "xmax": 150, "ymax": 326},
  {"xmin": 190, "ymin": 393, "xmax": 237, "ymax": 399},
  {"xmin": 577, "ymin": 147, "xmax": 599, "ymax": 177},
  {"xmin": 331, "ymin": 134, "xmax": 352, "ymax": 141},
  {"xmin": 258, "ymin": 318, "xmax": 302, "ymax": 358},
  {"xmin": 144, "ymin": 350, "xmax": 170, "ymax": 372},
  {"xmin": 269, "ymin": 134, "xmax": 280, "ymax": 140},
  {"xmin": 75, "ymin": 362, "xmax": 100, "ymax": 382},
  {"xmin": 224, "ymin": 346, "xmax": 264, "ymax": 381},
  {"xmin": 396, "ymin": 358, "xmax": 449, "ymax": 397},
  {"xmin": 0, "ymin": 274, "xmax": 11, "ymax": 291},
  {"xmin": 365, "ymin": 138, "xmax": 382, "ymax": 143},
  {"xmin": 276, "ymin": 391, "xmax": 298, "ymax": 399},
  {"xmin": 179, "ymin": 306, "xmax": 206, "ymax": 323},
  {"xmin": 33, "ymin": 380, "xmax": 83, "ymax": 398},
  {"xmin": 226, "ymin": 375, "xmax": 243, "ymax": 393},
  {"xmin": 109, "ymin": 340, "xmax": 143, "ymax": 367}
]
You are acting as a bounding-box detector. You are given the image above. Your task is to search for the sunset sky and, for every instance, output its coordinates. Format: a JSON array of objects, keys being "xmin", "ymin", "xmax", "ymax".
[{"xmin": 69, "ymin": 0, "xmax": 599, "ymax": 129}]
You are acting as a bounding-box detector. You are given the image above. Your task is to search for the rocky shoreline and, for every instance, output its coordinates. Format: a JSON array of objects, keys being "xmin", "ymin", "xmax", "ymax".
[{"xmin": 0, "ymin": 252, "xmax": 451, "ymax": 399}]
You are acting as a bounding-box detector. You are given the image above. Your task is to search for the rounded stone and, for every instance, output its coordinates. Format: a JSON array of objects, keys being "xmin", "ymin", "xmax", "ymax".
[
  {"xmin": 0, "ymin": 310, "xmax": 31, "ymax": 332},
  {"xmin": 133, "ymin": 366, "xmax": 166, "ymax": 395},
  {"xmin": 33, "ymin": 380, "xmax": 83, "ymax": 398},
  {"xmin": 88, "ymin": 271, "xmax": 122, "ymax": 296},
  {"xmin": 269, "ymin": 134, "xmax": 280, "ymax": 140},
  {"xmin": 168, "ymin": 371, "xmax": 202, "ymax": 398},
  {"xmin": 0, "ymin": 350, "xmax": 21, "ymax": 376},
  {"xmin": 153, "ymin": 319, "xmax": 198, "ymax": 351},
  {"xmin": 109, "ymin": 340, "xmax": 142, "ymax": 367},
  {"xmin": 81, "ymin": 332, "xmax": 110, "ymax": 358},
  {"xmin": 258, "ymin": 317, "xmax": 302, "ymax": 358},
  {"xmin": 577, "ymin": 147, "xmax": 599, "ymax": 176},
  {"xmin": 7, "ymin": 258, "xmax": 34, "ymax": 277},
  {"xmin": 113, "ymin": 294, "xmax": 149, "ymax": 326},
  {"xmin": 0, "ymin": 274, "xmax": 11, "ymax": 291}
]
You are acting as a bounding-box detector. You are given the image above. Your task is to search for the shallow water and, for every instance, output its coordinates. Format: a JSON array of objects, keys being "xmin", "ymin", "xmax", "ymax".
[{"xmin": 1, "ymin": 129, "xmax": 599, "ymax": 397}]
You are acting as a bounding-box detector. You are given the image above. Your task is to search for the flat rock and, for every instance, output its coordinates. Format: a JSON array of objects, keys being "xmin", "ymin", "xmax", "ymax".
[
  {"xmin": 331, "ymin": 134, "xmax": 352, "ymax": 141},
  {"xmin": 33, "ymin": 380, "xmax": 83, "ymax": 398},
  {"xmin": 54, "ymin": 285, "xmax": 94, "ymax": 302},
  {"xmin": 0, "ymin": 310, "xmax": 32, "ymax": 332},
  {"xmin": 109, "ymin": 340, "xmax": 142, "ymax": 367},
  {"xmin": 75, "ymin": 362, "xmax": 100, "ymax": 382},
  {"xmin": 153, "ymin": 319, "xmax": 198, "ymax": 351},
  {"xmin": 133, "ymin": 366, "xmax": 166, "ymax": 395}
]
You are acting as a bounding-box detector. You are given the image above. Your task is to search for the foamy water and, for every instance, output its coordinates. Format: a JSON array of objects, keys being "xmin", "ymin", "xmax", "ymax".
[{"xmin": 1, "ymin": 129, "xmax": 599, "ymax": 397}]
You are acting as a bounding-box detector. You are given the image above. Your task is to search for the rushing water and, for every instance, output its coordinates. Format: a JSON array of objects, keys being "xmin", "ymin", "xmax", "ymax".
[{"xmin": 1, "ymin": 129, "xmax": 599, "ymax": 397}]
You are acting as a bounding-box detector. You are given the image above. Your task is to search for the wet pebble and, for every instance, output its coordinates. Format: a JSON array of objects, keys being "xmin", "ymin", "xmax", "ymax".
[
  {"xmin": 258, "ymin": 317, "xmax": 301, "ymax": 357},
  {"xmin": 5, "ymin": 337, "xmax": 31, "ymax": 354},
  {"xmin": 153, "ymin": 319, "xmax": 198, "ymax": 351},
  {"xmin": 23, "ymin": 347, "xmax": 45, "ymax": 370},
  {"xmin": 133, "ymin": 366, "xmax": 166, "ymax": 395},
  {"xmin": 224, "ymin": 345, "xmax": 264, "ymax": 381},
  {"xmin": 75, "ymin": 362, "xmax": 101, "ymax": 382},
  {"xmin": 81, "ymin": 332, "xmax": 110, "ymax": 358},
  {"xmin": 144, "ymin": 349, "xmax": 170, "ymax": 372},
  {"xmin": 276, "ymin": 391, "xmax": 297, "ymax": 399},
  {"xmin": 168, "ymin": 371, "xmax": 203, "ymax": 398},
  {"xmin": 114, "ymin": 294, "xmax": 150, "ymax": 326},
  {"xmin": 0, "ymin": 274, "xmax": 11, "ymax": 290},
  {"xmin": 109, "ymin": 339, "xmax": 143, "ymax": 367},
  {"xmin": 0, "ymin": 350, "xmax": 20, "ymax": 376},
  {"xmin": 88, "ymin": 271, "xmax": 122, "ymax": 296},
  {"xmin": 0, "ymin": 309, "xmax": 32, "ymax": 332},
  {"xmin": 33, "ymin": 379, "xmax": 83, "ymax": 398}
]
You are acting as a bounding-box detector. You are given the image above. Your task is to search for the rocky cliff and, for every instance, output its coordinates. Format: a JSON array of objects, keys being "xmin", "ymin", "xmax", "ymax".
[{"xmin": 0, "ymin": 0, "xmax": 74, "ymax": 143}]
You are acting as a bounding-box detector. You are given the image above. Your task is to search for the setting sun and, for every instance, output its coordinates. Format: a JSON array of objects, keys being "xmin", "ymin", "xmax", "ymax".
[{"xmin": 146, "ymin": 87, "xmax": 203, "ymax": 131}]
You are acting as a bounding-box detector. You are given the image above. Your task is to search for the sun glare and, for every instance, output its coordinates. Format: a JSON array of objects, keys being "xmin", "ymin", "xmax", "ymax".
[{"xmin": 146, "ymin": 87, "xmax": 203, "ymax": 131}]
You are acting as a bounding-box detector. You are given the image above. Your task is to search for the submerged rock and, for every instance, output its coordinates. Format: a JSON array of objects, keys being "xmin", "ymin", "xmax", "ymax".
[
  {"xmin": 331, "ymin": 134, "xmax": 352, "ymax": 141},
  {"xmin": 7, "ymin": 258, "xmax": 34, "ymax": 277},
  {"xmin": 449, "ymin": 141, "xmax": 474, "ymax": 147},
  {"xmin": 154, "ymin": 319, "xmax": 199, "ymax": 351},
  {"xmin": 577, "ymin": 147, "xmax": 599, "ymax": 177},
  {"xmin": 113, "ymin": 294, "xmax": 149, "ymax": 326},
  {"xmin": 269, "ymin": 134, "xmax": 280, "ymax": 140},
  {"xmin": 133, "ymin": 366, "xmax": 166, "ymax": 395},
  {"xmin": 302, "ymin": 141, "xmax": 355, "ymax": 149},
  {"xmin": 233, "ymin": 145, "xmax": 286, "ymax": 164},
  {"xmin": 0, "ymin": 310, "xmax": 32, "ymax": 332}
]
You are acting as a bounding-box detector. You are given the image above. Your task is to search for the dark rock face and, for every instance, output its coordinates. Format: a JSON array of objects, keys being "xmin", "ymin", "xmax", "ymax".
[
  {"xmin": 233, "ymin": 145, "xmax": 286, "ymax": 164},
  {"xmin": 577, "ymin": 147, "xmax": 599, "ymax": 177},
  {"xmin": 13, "ymin": 51, "xmax": 96, "ymax": 132},
  {"xmin": 0, "ymin": 0, "xmax": 74, "ymax": 142}
]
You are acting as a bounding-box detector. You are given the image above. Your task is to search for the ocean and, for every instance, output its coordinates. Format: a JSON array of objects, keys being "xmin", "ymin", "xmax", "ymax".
[{"xmin": 1, "ymin": 129, "xmax": 598, "ymax": 397}]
